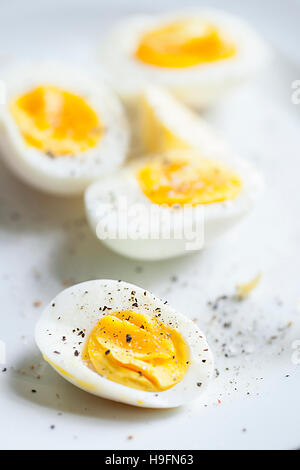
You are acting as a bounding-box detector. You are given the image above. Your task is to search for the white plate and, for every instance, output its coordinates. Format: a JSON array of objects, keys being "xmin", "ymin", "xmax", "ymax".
[{"xmin": 0, "ymin": 0, "xmax": 300, "ymax": 450}]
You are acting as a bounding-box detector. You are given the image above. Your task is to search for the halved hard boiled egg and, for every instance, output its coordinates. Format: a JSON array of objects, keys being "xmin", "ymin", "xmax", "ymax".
[
  {"xmin": 100, "ymin": 9, "xmax": 268, "ymax": 108},
  {"xmin": 0, "ymin": 62, "xmax": 129, "ymax": 195},
  {"xmin": 85, "ymin": 107, "xmax": 263, "ymax": 260},
  {"xmin": 35, "ymin": 280, "xmax": 213, "ymax": 408}
]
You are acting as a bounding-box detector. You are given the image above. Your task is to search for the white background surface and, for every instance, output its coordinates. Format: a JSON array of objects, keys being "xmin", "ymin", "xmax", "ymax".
[{"xmin": 0, "ymin": 0, "xmax": 300, "ymax": 450}]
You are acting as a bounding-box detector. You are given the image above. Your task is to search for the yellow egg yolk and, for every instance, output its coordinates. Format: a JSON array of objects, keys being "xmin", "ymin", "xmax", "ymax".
[
  {"xmin": 10, "ymin": 85, "xmax": 102, "ymax": 156},
  {"xmin": 135, "ymin": 19, "xmax": 236, "ymax": 68},
  {"xmin": 137, "ymin": 154, "xmax": 242, "ymax": 206},
  {"xmin": 84, "ymin": 310, "xmax": 190, "ymax": 392}
]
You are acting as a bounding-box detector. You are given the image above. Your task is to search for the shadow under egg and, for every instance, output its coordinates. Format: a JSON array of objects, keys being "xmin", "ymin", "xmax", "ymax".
[{"xmin": 7, "ymin": 346, "xmax": 183, "ymax": 421}]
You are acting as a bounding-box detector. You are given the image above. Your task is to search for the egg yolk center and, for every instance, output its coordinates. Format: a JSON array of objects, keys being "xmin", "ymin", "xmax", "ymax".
[
  {"xmin": 10, "ymin": 85, "xmax": 102, "ymax": 156},
  {"xmin": 135, "ymin": 19, "xmax": 236, "ymax": 68},
  {"xmin": 137, "ymin": 154, "xmax": 242, "ymax": 206},
  {"xmin": 84, "ymin": 310, "xmax": 190, "ymax": 392}
]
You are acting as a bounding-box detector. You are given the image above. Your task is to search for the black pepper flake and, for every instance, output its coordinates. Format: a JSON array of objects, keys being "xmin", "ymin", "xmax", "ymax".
[
  {"xmin": 54, "ymin": 351, "xmax": 60, "ymax": 355},
  {"xmin": 74, "ymin": 350, "xmax": 80, "ymax": 357},
  {"xmin": 197, "ymin": 382, "xmax": 202, "ymax": 387},
  {"xmin": 105, "ymin": 350, "xmax": 110, "ymax": 355},
  {"xmin": 132, "ymin": 302, "xmax": 138, "ymax": 308},
  {"xmin": 31, "ymin": 389, "xmax": 37, "ymax": 393},
  {"xmin": 2, "ymin": 368, "xmax": 7, "ymax": 372},
  {"xmin": 126, "ymin": 334, "xmax": 132, "ymax": 343}
]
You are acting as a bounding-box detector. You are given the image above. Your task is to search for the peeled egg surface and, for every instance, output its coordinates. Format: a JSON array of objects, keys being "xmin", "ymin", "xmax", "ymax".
[
  {"xmin": 0, "ymin": 62, "xmax": 129, "ymax": 195},
  {"xmin": 99, "ymin": 9, "xmax": 268, "ymax": 108},
  {"xmin": 35, "ymin": 280, "xmax": 213, "ymax": 408}
]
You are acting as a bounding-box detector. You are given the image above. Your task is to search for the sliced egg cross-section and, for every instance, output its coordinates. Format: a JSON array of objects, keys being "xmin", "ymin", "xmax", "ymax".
[
  {"xmin": 85, "ymin": 87, "xmax": 263, "ymax": 261},
  {"xmin": 100, "ymin": 9, "xmax": 268, "ymax": 107},
  {"xmin": 0, "ymin": 62, "xmax": 129, "ymax": 195},
  {"xmin": 35, "ymin": 280, "xmax": 213, "ymax": 408}
]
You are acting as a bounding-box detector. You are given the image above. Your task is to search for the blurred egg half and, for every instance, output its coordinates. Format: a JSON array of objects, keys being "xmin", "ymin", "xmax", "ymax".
[
  {"xmin": 85, "ymin": 88, "xmax": 263, "ymax": 261},
  {"xmin": 0, "ymin": 62, "xmax": 129, "ymax": 195},
  {"xmin": 99, "ymin": 9, "xmax": 268, "ymax": 108}
]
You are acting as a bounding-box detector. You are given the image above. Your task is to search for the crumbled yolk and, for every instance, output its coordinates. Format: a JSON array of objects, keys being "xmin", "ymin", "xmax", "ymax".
[
  {"xmin": 135, "ymin": 19, "xmax": 236, "ymax": 68},
  {"xmin": 84, "ymin": 310, "xmax": 190, "ymax": 392},
  {"xmin": 236, "ymin": 272, "xmax": 262, "ymax": 300},
  {"xmin": 137, "ymin": 153, "xmax": 242, "ymax": 206},
  {"xmin": 10, "ymin": 85, "xmax": 102, "ymax": 156}
]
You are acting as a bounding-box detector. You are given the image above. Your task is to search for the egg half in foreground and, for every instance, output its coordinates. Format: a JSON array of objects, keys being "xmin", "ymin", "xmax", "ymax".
[
  {"xmin": 35, "ymin": 280, "xmax": 213, "ymax": 408},
  {"xmin": 0, "ymin": 62, "xmax": 129, "ymax": 195},
  {"xmin": 100, "ymin": 9, "xmax": 268, "ymax": 108}
]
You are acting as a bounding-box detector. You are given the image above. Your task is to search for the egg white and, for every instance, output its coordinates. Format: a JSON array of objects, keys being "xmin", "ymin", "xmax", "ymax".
[
  {"xmin": 138, "ymin": 85, "xmax": 229, "ymax": 156},
  {"xmin": 0, "ymin": 61, "xmax": 129, "ymax": 195},
  {"xmin": 99, "ymin": 9, "xmax": 269, "ymax": 108},
  {"xmin": 35, "ymin": 280, "xmax": 213, "ymax": 408}
]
